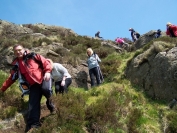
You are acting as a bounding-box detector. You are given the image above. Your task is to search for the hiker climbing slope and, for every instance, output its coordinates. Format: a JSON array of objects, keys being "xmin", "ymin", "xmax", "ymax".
[
  {"xmin": 166, "ymin": 22, "xmax": 177, "ymax": 37},
  {"xmin": 48, "ymin": 59, "xmax": 72, "ymax": 94},
  {"xmin": 115, "ymin": 37, "xmax": 129, "ymax": 48},
  {"xmin": 86, "ymin": 48, "xmax": 103, "ymax": 87},
  {"xmin": 129, "ymin": 28, "xmax": 140, "ymax": 42},
  {"xmin": 95, "ymin": 31, "xmax": 103, "ymax": 38},
  {"xmin": 0, "ymin": 44, "xmax": 55, "ymax": 132}
]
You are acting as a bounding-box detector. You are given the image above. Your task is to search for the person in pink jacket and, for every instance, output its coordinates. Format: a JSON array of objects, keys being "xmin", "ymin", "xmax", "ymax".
[
  {"xmin": 166, "ymin": 22, "xmax": 177, "ymax": 37},
  {"xmin": 115, "ymin": 37, "xmax": 129, "ymax": 48}
]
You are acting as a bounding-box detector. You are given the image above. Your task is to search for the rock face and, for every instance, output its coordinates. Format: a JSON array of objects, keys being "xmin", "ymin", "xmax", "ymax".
[
  {"xmin": 134, "ymin": 30, "xmax": 167, "ymax": 49},
  {"xmin": 0, "ymin": 20, "xmax": 33, "ymax": 38},
  {"xmin": 63, "ymin": 63, "xmax": 91, "ymax": 89},
  {"xmin": 125, "ymin": 41, "xmax": 177, "ymax": 100}
]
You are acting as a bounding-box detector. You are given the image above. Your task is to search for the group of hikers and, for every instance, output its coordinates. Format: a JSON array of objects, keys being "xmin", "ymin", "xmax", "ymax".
[
  {"xmin": 0, "ymin": 22, "xmax": 176, "ymax": 132},
  {"xmin": 0, "ymin": 44, "xmax": 73, "ymax": 132},
  {"xmin": 95, "ymin": 22, "xmax": 177, "ymax": 50},
  {"xmin": 0, "ymin": 44, "xmax": 103, "ymax": 132}
]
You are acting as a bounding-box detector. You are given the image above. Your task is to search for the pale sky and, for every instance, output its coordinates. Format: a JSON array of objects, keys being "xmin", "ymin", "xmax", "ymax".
[{"xmin": 0, "ymin": 0, "xmax": 177, "ymax": 41}]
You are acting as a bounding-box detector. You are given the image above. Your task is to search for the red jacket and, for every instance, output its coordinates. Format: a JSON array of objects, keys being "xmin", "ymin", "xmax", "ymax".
[
  {"xmin": 166, "ymin": 25, "xmax": 177, "ymax": 37},
  {"xmin": 0, "ymin": 53, "xmax": 52, "ymax": 92}
]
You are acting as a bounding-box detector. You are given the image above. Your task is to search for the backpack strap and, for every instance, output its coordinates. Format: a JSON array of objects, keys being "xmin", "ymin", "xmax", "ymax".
[
  {"xmin": 11, "ymin": 62, "xmax": 30, "ymax": 98},
  {"xmin": 93, "ymin": 52, "xmax": 97, "ymax": 61},
  {"xmin": 23, "ymin": 52, "xmax": 43, "ymax": 69},
  {"xmin": 11, "ymin": 62, "xmax": 19, "ymax": 81},
  {"xmin": 18, "ymin": 67, "xmax": 30, "ymax": 97}
]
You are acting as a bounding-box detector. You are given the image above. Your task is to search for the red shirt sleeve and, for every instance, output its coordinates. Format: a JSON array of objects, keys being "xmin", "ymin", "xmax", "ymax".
[{"xmin": 0, "ymin": 75, "xmax": 15, "ymax": 92}]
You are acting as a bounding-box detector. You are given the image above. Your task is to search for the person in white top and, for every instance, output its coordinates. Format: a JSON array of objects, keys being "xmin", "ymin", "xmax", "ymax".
[{"xmin": 48, "ymin": 59, "xmax": 72, "ymax": 94}]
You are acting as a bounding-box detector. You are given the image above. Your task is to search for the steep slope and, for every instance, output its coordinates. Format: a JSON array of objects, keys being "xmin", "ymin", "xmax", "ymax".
[{"xmin": 0, "ymin": 20, "xmax": 177, "ymax": 133}]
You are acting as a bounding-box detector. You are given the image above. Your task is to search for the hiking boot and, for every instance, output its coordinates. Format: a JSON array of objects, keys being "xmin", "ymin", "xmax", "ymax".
[
  {"xmin": 26, "ymin": 127, "xmax": 38, "ymax": 133},
  {"xmin": 51, "ymin": 110, "xmax": 57, "ymax": 115},
  {"xmin": 50, "ymin": 109, "xmax": 57, "ymax": 115}
]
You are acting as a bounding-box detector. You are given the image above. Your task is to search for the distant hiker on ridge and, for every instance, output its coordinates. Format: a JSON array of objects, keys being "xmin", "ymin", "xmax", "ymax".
[
  {"xmin": 95, "ymin": 31, "xmax": 102, "ymax": 38},
  {"xmin": 154, "ymin": 29, "xmax": 162, "ymax": 38},
  {"xmin": 166, "ymin": 22, "xmax": 177, "ymax": 37},
  {"xmin": 129, "ymin": 28, "xmax": 140, "ymax": 42},
  {"xmin": 115, "ymin": 37, "xmax": 129, "ymax": 49}
]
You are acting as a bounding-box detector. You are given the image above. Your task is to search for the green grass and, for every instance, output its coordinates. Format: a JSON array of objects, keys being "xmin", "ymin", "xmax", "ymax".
[
  {"xmin": 0, "ymin": 77, "xmax": 171, "ymax": 133},
  {"xmin": 1, "ymin": 33, "xmax": 177, "ymax": 132}
]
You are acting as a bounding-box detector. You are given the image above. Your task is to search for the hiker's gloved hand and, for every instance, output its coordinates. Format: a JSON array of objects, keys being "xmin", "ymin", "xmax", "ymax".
[
  {"xmin": 44, "ymin": 72, "xmax": 51, "ymax": 81},
  {"xmin": 61, "ymin": 80, "xmax": 65, "ymax": 86}
]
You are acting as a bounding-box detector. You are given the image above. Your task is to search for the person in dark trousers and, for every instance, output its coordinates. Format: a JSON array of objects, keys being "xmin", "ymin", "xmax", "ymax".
[
  {"xmin": 166, "ymin": 22, "xmax": 177, "ymax": 37},
  {"xmin": 95, "ymin": 31, "xmax": 102, "ymax": 38},
  {"xmin": 0, "ymin": 44, "xmax": 55, "ymax": 132},
  {"xmin": 154, "ymin": 29, "xmax": 162, "ymax": 38},
  {"xmin": 129, "ymin": 28, "xmax": 139, "ymax": 42},
  {"xmin": 48, "ymin": 59, "xmax": 72, "ymax": 94},
  {"xmin": 93, "ymin": 51, "xmax": 104, "ymax": 83},
  {"xmin": 86, "ymin": 48, "xmax": 102, "ymax": 87}
]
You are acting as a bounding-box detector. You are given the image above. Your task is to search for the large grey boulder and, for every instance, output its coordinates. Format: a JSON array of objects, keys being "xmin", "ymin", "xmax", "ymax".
[
  {"xmin": 134, "ymin": 30, "xmax": 167, "ymax": 50},
  {"xmin": 63, "ymin": 63, "xmax": 90, "ymax": 89},
  {"xmin": 125, "ymin": 41, "xmax": 177, "ymax": 100}
]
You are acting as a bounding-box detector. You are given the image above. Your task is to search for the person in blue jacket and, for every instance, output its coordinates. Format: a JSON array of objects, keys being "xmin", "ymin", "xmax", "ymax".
[
  {"xmin": 154, "ymin": 29, "xmax": 161, "ymax": 38},
  {"xmin": 86, "ymin": 48, "xmax": 102, "ymax": 87}
]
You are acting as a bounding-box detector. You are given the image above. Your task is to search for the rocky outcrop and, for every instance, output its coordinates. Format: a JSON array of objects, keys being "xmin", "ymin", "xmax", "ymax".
[
  {"xmin": 0, "ymin": 20, "xmax": 33, "ymax": 37},
  {"xmin": 125, "ymin": 41, "xmax": 177, "ymax": 100},
  {"xmin": 134, "ymin": 30, "xmax": 167, "ymax": 49},
  {"xmin": 101, "ymin": 40, "xmax": 123, "ymax": 52},
  {"xmin": 63, "ymin": 63, "xmax": 90, "ymax": 89},
  {"xmin": 0, "ymin": 20, "xmax": 78, "ymax": 41}
]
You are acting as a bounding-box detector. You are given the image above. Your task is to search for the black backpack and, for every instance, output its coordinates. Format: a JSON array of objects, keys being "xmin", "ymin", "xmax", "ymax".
[
  {"xmin": 11, "ymin": 52, "xmax": 44, "ymax": 97},
  {"xmin": 135, "ymin": 32, "xmax": 140, "ymax": 38},
  {"xmin": 23, "ymin": 52, "xmax": 43, "ymax": 69}
]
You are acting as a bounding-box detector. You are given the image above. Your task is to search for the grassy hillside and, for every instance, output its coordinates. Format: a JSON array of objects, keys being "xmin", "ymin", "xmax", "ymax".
[{"xmin": 1, "ymin": 25, "xmax": 177, "ymax": 132}]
